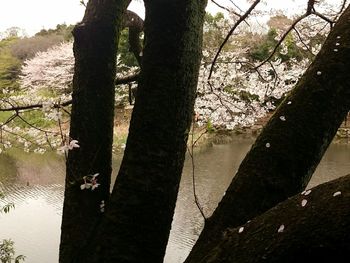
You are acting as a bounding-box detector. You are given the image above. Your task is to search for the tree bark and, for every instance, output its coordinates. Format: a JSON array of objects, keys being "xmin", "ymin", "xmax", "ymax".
[
  {"xmin": 79, "ymin": 1, "xmax": 207, "ymax": 262},
  {"xmin": 59, "ymin": 0, "xmax": 130, "ymax": 262},
  {"xmin": 186, "ymin": 4, "xmax": 350, "ymax": 261},
  {"xmin": 199, "ymin": 173, "xmax": 350, "ymax": 262},
  {"xmin": 122, "ymin": 10, "xmax": 144, "ymax": 65}
]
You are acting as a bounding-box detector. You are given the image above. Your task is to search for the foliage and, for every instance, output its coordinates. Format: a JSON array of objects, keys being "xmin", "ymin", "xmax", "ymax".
[
  {"xmin": 11, "ymin": 34, "xmax": 65, "ymax": 61},
  {"xmin": 250, "ymin": 28, "xmax": 279, "ymax": 61},
  {"xmin": 0, "ymin": 194, "xmax": 21, "ymax": 263},
  {"xmin": 0, "ymin": 50, "xmax": 21, "ymax": 91},
  {"xmin": 0, "ymin": 8, "xmax": 332, "ymax": 153},
  {"xmin": 117, "ymin": 28, "xmax": 139, "ymax": 68},
  {"xmin": 34, "ymin": 23, "xmax": 74, "ymax": 41},
  {"xmin": 0, "ymin": 37, "xmax": 21, "ymax": 91},
  {"xmin": 203, "ymin": 12, "xmax": 232, "ymax": 51},
  {"xmin": 0, "ymin": 239, "xmax": 25, "ymax": 263}
]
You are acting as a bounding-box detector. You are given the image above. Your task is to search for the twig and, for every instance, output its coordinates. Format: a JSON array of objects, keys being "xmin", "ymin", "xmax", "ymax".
[
  {"xmin": 208, "ymin": 0, "xmax": 261, "ymax": 80},
  {"xmin": 188, "ymin": 119, "xmax": 207, "ymax": 222}
]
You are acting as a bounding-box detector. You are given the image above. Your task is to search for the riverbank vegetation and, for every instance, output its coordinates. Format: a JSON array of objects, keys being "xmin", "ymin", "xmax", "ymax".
[{"xmin": 0, "ymin": 1, "xmax": 342, "ymax": 155}]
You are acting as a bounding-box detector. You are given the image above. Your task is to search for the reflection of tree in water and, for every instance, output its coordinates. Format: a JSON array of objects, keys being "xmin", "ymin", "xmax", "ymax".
[{"xmin": 0, "ymin": 153, "xmax": 17, "ymax": 183}]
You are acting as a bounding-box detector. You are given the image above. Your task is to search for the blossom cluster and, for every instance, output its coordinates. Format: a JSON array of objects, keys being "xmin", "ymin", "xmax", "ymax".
[{"xmin": 0, "ymin": 5, "xmax": 336, "ymax": 153}]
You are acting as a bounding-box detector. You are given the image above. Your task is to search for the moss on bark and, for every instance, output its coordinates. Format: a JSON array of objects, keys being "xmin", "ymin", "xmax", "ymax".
[{"xmin": 59, "ymin": 1, "xmax": 130, "ymax": 262}]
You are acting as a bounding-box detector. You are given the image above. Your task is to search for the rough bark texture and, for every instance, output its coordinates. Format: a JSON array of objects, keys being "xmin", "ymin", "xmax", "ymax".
[
  {"xmin": 79, "ymin": 1, "xmax": 207, "ymax": 262},
  {"xmin": 122, "ymin": 10, "xmax": 144, "ymax": 65},
  {"xmin": 186, "ymin": 4, "xmax": 350, "ymax": 262},
  {"xmin": 59, "ymin": 0, "xmax": 130, "ymax": 262},
  {"xmin": 200, "ymin": 174, "xmax": 350, "ymax": 262}
]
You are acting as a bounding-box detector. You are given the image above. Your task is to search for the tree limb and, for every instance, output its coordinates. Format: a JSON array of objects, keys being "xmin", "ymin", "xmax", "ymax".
[
  {"xmin": 200, "ymin": 174, "xmax": 350, "ymax": 262},
  {"xmin": 122, "ymin": 10, "xmax": 144, "ymax": 66},
  {"xmin": 208, "ymin": 0, "xmax": 261, "ymax": 80},
  {"xmin": 186, "ymin": 4, "xmax": 350, "ymax": 261}
]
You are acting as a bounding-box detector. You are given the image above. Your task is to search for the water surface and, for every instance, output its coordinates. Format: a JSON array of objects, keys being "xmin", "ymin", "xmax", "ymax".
[{"xmin": 1, "ymin": 136, "xmax": 349, "ymax": 262}]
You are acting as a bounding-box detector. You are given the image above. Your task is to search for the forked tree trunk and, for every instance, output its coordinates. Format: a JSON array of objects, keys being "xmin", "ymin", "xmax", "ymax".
[
  {"xmin": 186, "ymin": 4, "xmax": 350, "ymax": 262},
  {"xmin": 77, "ymin": 1, "xmax": 207, "ymax": 262},
  {"xmin": 200, "ymin": 174, "xmax": 350, "ymax": 262},
  {"xmin": 59, "ymin": 0, "xmax": 130, "ymax": 262}
]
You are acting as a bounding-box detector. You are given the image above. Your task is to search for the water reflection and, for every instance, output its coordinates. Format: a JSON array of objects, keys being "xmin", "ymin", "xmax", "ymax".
[{"xmin": 0, "ymin": 137, "xmax": 349, "ymax": 263}]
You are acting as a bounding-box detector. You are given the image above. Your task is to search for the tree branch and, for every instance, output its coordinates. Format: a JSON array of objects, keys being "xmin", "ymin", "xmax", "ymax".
[
  {"xmin": 0, "ymin": 73, "xmax": 140, "ymax": 112},
  {"xmin": 122, "ymin": 10, "xmax": 144, "ymax": 66},
  {"xmin": 199, "ymin": 174, "xmax": 350, "ymax": 262},
  {"xmin": 208, "ymin": 0, "xmax": 261, "ymax": 80}
]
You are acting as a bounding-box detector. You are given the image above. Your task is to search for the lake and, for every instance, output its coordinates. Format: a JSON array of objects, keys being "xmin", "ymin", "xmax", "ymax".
[{"xmin": 1, "ymin": 135, "xmax": 350, "ymax": 262}]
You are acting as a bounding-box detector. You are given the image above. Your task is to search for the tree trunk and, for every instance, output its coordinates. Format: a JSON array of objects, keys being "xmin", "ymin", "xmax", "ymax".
[
  {"xmin": 198, "ymin": 173, "xmax": 350, "ymax": 262},
  {"xmin": 78, "ymin": 1, "xmax": 207, "ymax": 262},
  {"xmin": 123, "ymin": 10, "xmax": 144, "ymax": 65},
  {"xmin": 59, "ymin": 0, "xmax": 130, "ymax": 262},
  {"xmin": 186, "ymin": 4, "xmax": 350, "ymax": 261}
]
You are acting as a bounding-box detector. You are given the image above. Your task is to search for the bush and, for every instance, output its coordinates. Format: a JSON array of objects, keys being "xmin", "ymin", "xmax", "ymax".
[{"xmin": 11, "ymin": 34, "xmax": 64, "ymax": 61}]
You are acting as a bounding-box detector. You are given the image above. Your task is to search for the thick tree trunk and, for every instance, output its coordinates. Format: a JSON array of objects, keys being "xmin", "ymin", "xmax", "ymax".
[
  {"xmin": 186, "ymin": 4, "xmax": 350, "ymax": 261},
  {"xmin": 59, "ymin": 0, "xmax": 130, "ymax": 262},
  {"xmin": 198, "ymin": 173, "xmax": 350, "ymax": 262},
  {"xmin": 78, "ymin": 1, "xmax": 207, "ymax": 262}
]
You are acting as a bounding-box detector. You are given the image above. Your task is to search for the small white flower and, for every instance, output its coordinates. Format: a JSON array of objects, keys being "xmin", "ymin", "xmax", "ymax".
[
  {"xmin": 238, "ymin": 227, "xmax": 244, "ymax": 233},
  {"xmin": 91, "ymin": 183, "xmax": 100, "ymax": 190},
  {"xmin": 317, "ymin": 71, "xmax": 322, "ymax": 75},
  {"xmin": 301, "ymin": 199, "xmax": 307, "ymax": 207},
  {"xmin": 335, "ymin": 43, "xmax": 340, "ymax": 46},
  {"xmin": 100, "ymin": 200, "xmax": 105, "ymax": 212},
  {"xmin": 334, "ymin": 49, "xmax": 338, "ymax": 52},
  {"xmin": 68, "ymin": 140, "xmax": 80, "ymax": 150},
  {"xmin": 265, "ymin": 142, "xmax": 271, "ymax": 148},
  {"xmin": 279, "ymin": 116, "xmax": 286, "ymax": 121},
  {"xmin": 333, "ymin": 191, "xmax": 341, "ymax": 197},
  {"xmin": 303, "ymin": 189, "xmax": 312, "ymax": 196},
  {"xmin": 337, "ymin": 36, "xmax": 341, "ymax": 39},
  {"xmin": 287, "ymin": 101, "xmax": 292, "ymax": 105},
  {"xmin": 278, "ymin": 224, "xmax": 285, "ymax": 233}
]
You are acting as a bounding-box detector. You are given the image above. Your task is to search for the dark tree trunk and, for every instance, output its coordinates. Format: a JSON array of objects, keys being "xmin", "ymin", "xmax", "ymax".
[
  {"xmin": 59, "ymin": 0, "xmax": 130, "ymax": 262},
  {"xmin": 186, "ymin": 4, "xmax": 350, "ymax": 261},
  {"xmin": 123, "ymin": 10, "xmax": 144, "ymax": 65},
  {"xmin": 198, "ymin": 173, "xmax": 350, "ymax": 262},
  {"xmin": 78, "ymin": 1, "xmax": 207, "ymax": 262}
]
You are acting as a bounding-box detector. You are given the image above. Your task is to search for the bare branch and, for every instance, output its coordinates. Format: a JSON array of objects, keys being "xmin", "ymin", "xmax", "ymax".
[
  {"xmin": 0, "ymin": 100, "xmax": 72, "ymax": 112},
  {"xmin": 255, "ymin": 13, "xmax": 308, "ymax": 69},
  {"xmin": 115, "ymin": 72, "xmax": 139, "ymax": 85},
  {"xmin": 208, "ymin": 0, "xmax": 261, "ymax": 80}
]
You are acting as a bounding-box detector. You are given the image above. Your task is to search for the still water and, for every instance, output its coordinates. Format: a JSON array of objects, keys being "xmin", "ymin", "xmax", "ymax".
[{"xmin": 1, "ymin": 136, "xmax": 350, "ymax": 262}]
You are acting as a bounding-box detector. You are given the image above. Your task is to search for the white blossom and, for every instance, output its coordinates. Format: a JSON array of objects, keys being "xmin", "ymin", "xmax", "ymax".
[
  {"xmin": 277, "ymin": 224, "xmax": 285, "ymax": 233},
  {"xmin": 333, "ymin": 191, "xmax": 341, "ymax": 197}
]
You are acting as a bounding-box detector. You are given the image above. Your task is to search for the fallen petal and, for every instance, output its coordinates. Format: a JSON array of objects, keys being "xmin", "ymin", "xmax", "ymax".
[
  {"xmin": 301, "ymin": 199, "xmax": 307, "ymax": 207},
  {"xmin": 278, "ymin": 224, "xmax": 285, "ymax": 233},
  {"xmin": 333, "ymin": 191, "xmax": 341, "ymax": 197},
  {"xmin": 304, "ymin": 189, "xmax": 312, "ymax": 196}
]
